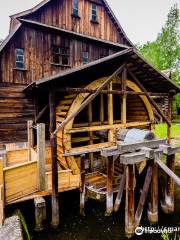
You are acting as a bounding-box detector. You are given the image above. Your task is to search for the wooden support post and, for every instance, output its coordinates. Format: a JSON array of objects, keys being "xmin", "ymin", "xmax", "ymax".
[
  {"xmin": 148, "ymin": 158, "xmax": 158, "ymax": 224},
  {"xmin": 163, "ymin": 93, "xmax": 175, "ymax": 214},
  {"xmin": 88, "ymin": 102, "xmax": 93, "ymax": 170},
  {"xmin": 125, "ymin": 165, "xmax": 135, "ymax": 238},
  {"xmin": 135, "ymin": 166, "xmax": 152, "ymax": 228},
  {"xmin": 27, "ymin": 120, "xmax": 34, "ymax": 162},
  {"xmin": 0, "ymin": 150, "xmax": 5, "ymax": 227},
  {"xmin": 34, "ymin": 197, "xmax": 46, "ymax": 231},
  {"xmin": 37, "ymin": 123, "xmax": 46, "ymax": 191},
  {"xmin": 108, "ymin": 82, "xmax": 114, "ymax": 142},
  {"xmin": 114, "ymin": 169, "xmax": 125, "ymax": 212},
  {"xmin": 80, "ymin": 154, "xmax": 86, "ymax": 216},
  {"xmin": 49, "ymin": 91, "xmax": 59, "ymax": 228},
  {"xmin": 167, "ymin": 94, "xmax": 173, "ymax": 144},
  {"xmin": 121, "ymin": 67, "xmax": 127, "ymax": 125},
  {"xmin": 100, "ymin": 94, "xmax": 105, "ymax": 144},
  {"xmin": 106, "ymin": 156, "xmax": 114, "ymax": 215},
  {"xmin": 161, "ymin": 154, "xmax": 175, "ymax": 214}
]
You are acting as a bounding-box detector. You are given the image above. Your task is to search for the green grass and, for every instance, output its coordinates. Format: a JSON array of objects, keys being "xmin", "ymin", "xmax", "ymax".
[{"xmin": 155, "ymin": 124, "xmax": 180, "ymax": 139}]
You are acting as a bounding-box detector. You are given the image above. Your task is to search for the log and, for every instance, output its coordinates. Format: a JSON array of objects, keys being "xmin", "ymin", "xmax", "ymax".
[
  {"xmin": 162, "ymin": 154, "xmax": 175, "ymax": 214},
  {"xmin": 27, "ymin": 120, "xmax": 33, "ymax": 162},
  {"xmin": 49, "ymin": 91, "xmax": 59, "ymax": 228},
  {"xmin": 34, "ymin": 197, "xmax": 46, "ymax": 231},
  {"xmin": 135, "ymin": 166, "xmax": 152, "ymax": 227},
  {"xmin": 125, "ymin": 165, "xmax": 135, "ymax": 238},
  {"xmin": 37, "ymin": 123, "xmax": 46, "ymax": 191},
  {"xmin": 148, "ymin": 159, "xmax": 158, "ymax": 224},
  {"xmin": 114, "ymin": 170, "xmax": 125, "ymax": 212},
  {"xmin": 106, "ymin": 156, "xmax": 114, "ymax": 215}
]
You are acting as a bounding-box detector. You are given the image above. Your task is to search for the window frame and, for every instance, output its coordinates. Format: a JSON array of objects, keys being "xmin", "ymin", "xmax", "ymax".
[
  {"xmin": 72, "ymin": 0, "xmax": 79, "ymax": 17},
  {"xmin": 91, "ymin": 3, "xmax": 98, "ymax": 23},
  {"xmin": 15, "ymin": 48, "xmax": 25, "ymax": 69},
  {"xmin": 52, "ymin": 45, "xmax": 70, "ymax": 66},
  {"xmin": 82, "ymin": 51, "xmax": 89, "ymax": 65}
]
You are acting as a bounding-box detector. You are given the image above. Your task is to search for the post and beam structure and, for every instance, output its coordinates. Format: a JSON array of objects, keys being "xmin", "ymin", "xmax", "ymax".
[{"xmin": 49, "ymin": 91, "xmax": 59, "ymax": 228}]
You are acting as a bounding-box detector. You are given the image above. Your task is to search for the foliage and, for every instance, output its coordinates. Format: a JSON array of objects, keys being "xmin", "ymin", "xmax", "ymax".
[
  {"xmin": 155, "ymin": 123, "xmax": 180, "ymax": 139},
  {"xmin": 138, "ymin": 4, "xmax": 180, "ymax": 114},
  {"xmin": 161, "ymin": 231, "xmax": 180, "ymax": 240}
]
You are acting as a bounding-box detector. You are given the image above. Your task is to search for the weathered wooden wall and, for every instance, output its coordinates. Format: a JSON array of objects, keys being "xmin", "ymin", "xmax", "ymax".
[
  {"xmin": 22, "ymin": 0, "xmax": 127, "ymax": 44},
  {"xmin": 0, "ymin": 25, "xmax": 118, "ymax": 84},
  {"xmin": 0, "ymin": 84, "xmax": 34, "ymax": 143}
]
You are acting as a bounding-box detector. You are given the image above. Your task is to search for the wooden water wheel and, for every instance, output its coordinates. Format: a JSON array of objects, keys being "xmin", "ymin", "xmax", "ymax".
[{"xmin": 56, "ymin": 76, "xmax": 155, "ymax": 195}]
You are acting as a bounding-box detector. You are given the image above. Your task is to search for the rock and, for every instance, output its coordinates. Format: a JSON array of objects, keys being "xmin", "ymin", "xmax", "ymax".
[{"xmin": 0, "ymin": 215, "xmax": 23, "ymax": 240}]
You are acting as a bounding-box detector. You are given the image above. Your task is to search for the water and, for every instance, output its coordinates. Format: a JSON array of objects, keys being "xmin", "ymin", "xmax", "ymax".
[{"xmin": 6, "ymin": 171, "xmax": 180, "ymax": 240}]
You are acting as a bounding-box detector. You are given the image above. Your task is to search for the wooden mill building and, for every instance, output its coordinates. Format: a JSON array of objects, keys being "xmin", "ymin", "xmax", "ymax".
[{"xmin": 0, "ymin": 0, "xmax": 180, "ymax": 237}]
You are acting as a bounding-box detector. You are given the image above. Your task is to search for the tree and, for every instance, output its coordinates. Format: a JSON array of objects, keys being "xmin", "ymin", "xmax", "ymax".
[{"xmin": 138, "ymin": 4, "xmax": 180, "ymax": 114}]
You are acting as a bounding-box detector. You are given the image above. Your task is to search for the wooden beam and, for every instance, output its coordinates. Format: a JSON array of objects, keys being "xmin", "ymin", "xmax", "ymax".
[
  {"xmin": 88, "ymin": 102, "xmax": 94, "ymax": 170},
  {"xmin": 49, "ymin": 91, "xmax": 59, "ymax": 228},
  {"xmin": 66, "ymin": 121, "xmax": 152, "ymax": 134},
  {"xmin": 80, "ymin": 154, "xmax": 86, "ymax": 216},
  {"xmin": 148, "ymin": 158, "xmax": 158, "ymax": 224},
  {"xmin": 114, "ymin": 169, "xmax": 125, "ymax": 212},
  {"xmin": 127, "ymin": 68, "xmax": 171, "ymax": 126},
  {"xmin": 108, "ymin": 82, "xmax": 114, "ymax": 142},
  {"xmin": 35, "ymin": 105, "xmax": 48, "ymax": 123},
  {"xmin": 121, "ymin": 67, "xmax": 127, "ymax": 125},
  {"xmin": 53, "ymin": 64, "xmax": 126, "ymax": 136},
  {"xmin": 156, "ymin": 156, "xmax": 180, "ymax": 186},
  {"xmin": 27, "ymin": 120, "xmax": 34, "ymax": 162},
  {"xmin": 162, "ymin": 154, "xmax": 175, "ymax": 214},
  {"xmin": 106, "ymin": 156, "xmax": 114, "ymax": 215},
  {"xmin": 37, "ymin": 123, "xmax": 46, "ymax": 191},
  {"xmin": 167, "ymin": 94, "xmax": 173, "ymax": 144},
  {"xmin": 125, "ymin": 165, "xmax": 135, "ymax": 238},
  {"xmin": 135, "ymin": 166, "xmax": 152, "ymax": 228},
  {"xmin": 55, "ymin": 87, "xmax": 168, "ymax": 96},
  {"xmin": 117, "ymin": 139, "xmax": 166, "ymax": 154}
]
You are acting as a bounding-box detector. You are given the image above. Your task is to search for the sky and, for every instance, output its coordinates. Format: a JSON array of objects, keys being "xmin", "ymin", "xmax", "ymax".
[{"xmin": 0, "ymin": 0, "xmax": 179, "ymax": 44}]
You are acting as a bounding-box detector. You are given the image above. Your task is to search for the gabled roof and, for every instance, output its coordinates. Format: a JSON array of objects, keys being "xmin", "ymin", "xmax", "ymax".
[
  {"xmin": 20, "ymin": 18, "xmax": 129, "ymax": 50},
  {"xmin": 24, "ymin": 48, "xmax": 180, "ymax": 94},
  {"xmin": 10, "ymin": 0, "xmax": 133, "ymax": 46},
  {"xmin": 0, "ymin": 22, "xmax": 22, "ymax": 53}
]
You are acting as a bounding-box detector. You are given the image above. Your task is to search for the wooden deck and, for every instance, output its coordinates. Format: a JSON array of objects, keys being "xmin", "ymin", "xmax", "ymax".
[{"xmin": 0, "ymin": 146, "xmax": 80, "ymax": 205}]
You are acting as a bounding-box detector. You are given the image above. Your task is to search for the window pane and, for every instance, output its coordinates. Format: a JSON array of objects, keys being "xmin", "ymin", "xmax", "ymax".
[
  {"xmin": 82, "ymin": 51, "xmax": 89, "ymax": 64},
  {"xmin": 62, "ymin": 56, "xmax": 69, "ymax": 65},
  {"xmin": 92, "ymin": 3, "xmax": 97, "ymax": 21},
  {"xmin": 92, "ymin": 3, "xmax": 97, "ymax": 10},
  {"xmin": 73, "ymin": 0, "xmax": 78, "ymax": 15},
  {"xmin": 15, "ymin": 48, "xmax": 24, "ymax": 69},
  {"xmin": 16, "ymin": 61, "xmax": 24, "ymax": 69},
  {"xmin": 92, "ymin": 15, "xmax": 97, "ymax": 22},
  {"xmin": 15, "ymin": 48, "xmax": 24, "ymax": 56}
]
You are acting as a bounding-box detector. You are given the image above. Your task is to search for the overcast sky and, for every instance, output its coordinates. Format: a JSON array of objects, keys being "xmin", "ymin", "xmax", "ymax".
[{"xmin": 0, "ymin": 0, "xmax": 179, "ymax": 43}]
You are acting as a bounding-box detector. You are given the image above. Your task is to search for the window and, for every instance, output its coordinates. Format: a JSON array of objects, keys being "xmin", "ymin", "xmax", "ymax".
[
  {"xmin": 72, "ymin": 0, "xmax": 78, "ymax": 16},
  {"xmin": 91, "ymin": 3, "xmax": 97, "ymax": 22},
  {"xmin": 15, "ymin": 48, "xmax": 24, "ymax": 69},
  {"xmin": 82, "ymin": 51, "xmax": 89, "ymax": 64},
  {"xmin": 52, "ymin": 45, "xmax": 70, "ymax": 66}
]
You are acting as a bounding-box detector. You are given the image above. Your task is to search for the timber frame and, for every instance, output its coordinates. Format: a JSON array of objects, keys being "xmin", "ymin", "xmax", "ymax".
[{"xmin": 0, "ymin": 0, "xmax": 180, "ymax": 236}]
